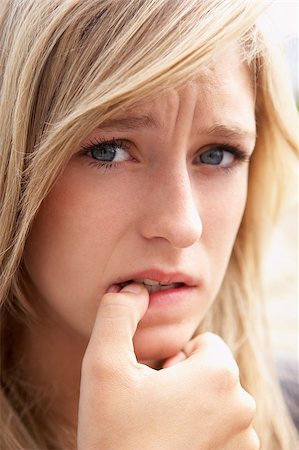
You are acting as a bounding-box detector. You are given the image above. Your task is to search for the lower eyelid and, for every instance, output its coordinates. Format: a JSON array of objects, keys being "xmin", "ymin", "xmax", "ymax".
[{"xmin": 86, "ymin": 159, "xmax": 124, "ymax": 172}]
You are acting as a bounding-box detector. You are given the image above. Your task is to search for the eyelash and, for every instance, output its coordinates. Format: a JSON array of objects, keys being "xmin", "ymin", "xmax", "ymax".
[
  {"xmin": 80, "ymin": 138, "xmax": 132, "ymax": 172},
  {"xmin": 200, "ymin": 143, "xmax": 251, "ymax": 174},
  {"xmin": 79, "ymin": 138, "xmax": 251, "ymax": 173}
]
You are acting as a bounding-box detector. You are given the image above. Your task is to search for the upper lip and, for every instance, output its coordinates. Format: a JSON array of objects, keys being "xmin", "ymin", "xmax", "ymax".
[{"xmin": 113, "ymin": 269, "xmax": 199, "ymax": 287}]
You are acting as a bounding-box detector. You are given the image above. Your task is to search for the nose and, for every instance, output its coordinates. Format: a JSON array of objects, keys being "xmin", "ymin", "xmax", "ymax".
[{"xmin": 139, "ymin": 167, "xmax": 202, "ymax": 249}]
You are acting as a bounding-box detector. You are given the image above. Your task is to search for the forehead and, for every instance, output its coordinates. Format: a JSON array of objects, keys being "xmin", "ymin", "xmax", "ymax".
[{"xmin": 101, "ymin": 46, "xmax": 256, "ymax": 138}]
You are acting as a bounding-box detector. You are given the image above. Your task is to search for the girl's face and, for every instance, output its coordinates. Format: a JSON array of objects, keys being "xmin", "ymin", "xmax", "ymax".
[{"xmin": 24, "ymin": 48, "xmax": 256, "ymax": 365}]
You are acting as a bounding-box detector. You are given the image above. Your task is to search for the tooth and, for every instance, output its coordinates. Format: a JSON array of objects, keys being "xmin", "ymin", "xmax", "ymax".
[
  {"xmin": 117, "ymin": 278, "xmax": 183, "ymax": 292},
  {"xmin": 160, "ymin": 283, "xmax": 178, "ymax": 290},
  {"xmin": 141, "ymin": 283, "xmax": 181, "ymax": 293},
  {"xmin": 134, "ymin": 278, "xmax": 161, "ymax": 286},
  {"xmin": 141, "ymin": 284, "xmax": 156, "ymax": 293},
  {"xmin": 160, "ymin": 284, "xmax": 174, "ymax": 290}
]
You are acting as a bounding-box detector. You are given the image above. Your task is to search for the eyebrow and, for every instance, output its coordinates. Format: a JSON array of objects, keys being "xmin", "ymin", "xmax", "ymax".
[
  {"xmin": 204, "ymin": 124, "xmax": 256, "ymax": 141},
  {"xmin": 98, "ymin": 114, "xmax": 256, "ymax": 141}
]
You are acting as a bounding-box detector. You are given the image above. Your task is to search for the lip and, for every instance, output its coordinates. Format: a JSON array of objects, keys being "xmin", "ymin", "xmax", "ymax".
[
  {"xmin": 113, "ymin": 268, "xmax": 198, "ymax": 288},
  {"xmin": 146, "ymin": 284, "xmax": 198, "ymax": 308}
]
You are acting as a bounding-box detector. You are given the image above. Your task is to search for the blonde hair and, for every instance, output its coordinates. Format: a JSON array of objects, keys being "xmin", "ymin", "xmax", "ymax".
[{"xmin": 0, "ymin": 0, "xmax": 298, "ymax": 448}]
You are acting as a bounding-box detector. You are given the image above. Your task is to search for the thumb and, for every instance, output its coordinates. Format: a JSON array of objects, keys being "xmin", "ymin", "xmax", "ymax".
[{"xmin": 86, "ymin": 283, "xmax": 149, "ymax": 370}]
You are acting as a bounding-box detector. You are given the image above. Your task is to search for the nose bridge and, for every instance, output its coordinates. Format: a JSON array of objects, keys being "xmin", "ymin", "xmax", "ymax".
[{"xmin": 140, "ymin": 165, "xmax": 202, "ymax": 248}]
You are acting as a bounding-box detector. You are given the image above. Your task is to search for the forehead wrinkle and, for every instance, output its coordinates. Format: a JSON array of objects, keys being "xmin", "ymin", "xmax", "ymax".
[
  {"xmin": 96, "ymin": 116, "xmax": 256, "ymax": 144},
  {"xmin": 97, "ymin": 113, "xmax": 163, "ymax": 131}
]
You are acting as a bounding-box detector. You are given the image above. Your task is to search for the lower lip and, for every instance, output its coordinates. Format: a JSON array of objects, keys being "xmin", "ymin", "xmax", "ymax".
[{"xmin": 147, "ymin": 285, "xmax": 197, "ymax": 307}]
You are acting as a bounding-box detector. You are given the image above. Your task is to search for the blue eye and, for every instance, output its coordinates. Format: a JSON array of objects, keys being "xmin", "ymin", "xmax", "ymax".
[
  {"xmin": 90, "ymin": 140, "xmax": 130, "ymax": 163},
  {"xmin": 195, "ymin": 145, "xmax": 249, "ymax": 168},
  {"xmin": 80, "ymin": 138, "xmax": 132, "ymax": 171},
  {"xmin": 91, "ymin": 145, "xmax": 117, "ymax": 162},
  {"xmin": 199, "ymin": 148, "xmax": 228, "ymax": 165}
]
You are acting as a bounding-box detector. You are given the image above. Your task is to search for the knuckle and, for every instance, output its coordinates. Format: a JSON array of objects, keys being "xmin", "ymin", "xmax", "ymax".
[
  {"xmin": 81, "ymin": 350, "xmax": 136, "ymax": 402},
  {"xmin": 101, "ymin": 293, "xmax": 132, "ymax": 317},
  {"xmin": 247, "ymin": 427, "xmax": 260, "ymax": 450},
  {"xmin": 202, "ymin": 332, "xmax": 225, "ymax": 347},
  {"xmin": 226, "ymin": 427, "xmax": 260, "ymax": 450},
  {"xmin": 210, "ymin": 361, "xmax": 240, "ymax": 393},
  {"xmin": 100, "ymin": 295, "xmax": 137, "ymax": 329},
  {"xmin": 81, "ymin": 349, "xmax": 103, "ymax": 379},
  {"xmin": 238, "ymin": 390, "xmax": 257, "ymax": 429},
  {"xmin": 190, "ymin": 332, "xmax": 224, "ymax": 354},
  {"xmin": 247, "ymin": 392, "xmax": 257, "ymax": 415},
  {"xmin": 101, "ymin": 292, "xmax": 136, "ymax": 319},
  {"xmin": 81, "ymin": 348, "xmax": 118, "ymax": 381}
]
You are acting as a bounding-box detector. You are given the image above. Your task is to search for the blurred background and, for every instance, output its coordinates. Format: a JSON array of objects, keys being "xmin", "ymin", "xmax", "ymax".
[{"xmin": 259, "ymin": 1, "xmax": 298, "ymax": 358}]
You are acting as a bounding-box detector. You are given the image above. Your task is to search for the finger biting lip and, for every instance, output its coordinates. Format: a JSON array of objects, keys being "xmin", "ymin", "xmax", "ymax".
[
  {"xmin": 118, "ymin": 279, "xmax": 185, "ymax": 293},
  {"xmin": 108, "ymin": 269, "xmax": 198, "ymax": 296}
]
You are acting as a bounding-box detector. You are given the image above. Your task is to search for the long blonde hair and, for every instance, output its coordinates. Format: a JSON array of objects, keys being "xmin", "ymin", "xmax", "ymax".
[{"xmin": 0, "ymin": 0, "xmax": 298, "ymax": 448}]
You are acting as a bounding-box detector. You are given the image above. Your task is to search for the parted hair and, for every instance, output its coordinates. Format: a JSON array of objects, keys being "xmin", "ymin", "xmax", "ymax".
[{"xmin": 0, "ymin": 0, "xmax": 298, "ymax": 448}]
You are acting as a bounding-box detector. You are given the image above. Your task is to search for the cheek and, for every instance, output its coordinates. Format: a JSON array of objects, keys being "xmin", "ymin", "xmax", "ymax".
[
  {"xmin": 205, "ymin": 184, "xmax": 246, "ymax": 237},
  {"xmin": 23, "ymin": 166, "xmax": 134, "ymax": 319},
  {"xmin": 199, "ymin": 172, "xmax": 248, "ymax": 287},
  {"xmin": 199, "ymin": 166, "xmax": 248, "ymax": 229}
]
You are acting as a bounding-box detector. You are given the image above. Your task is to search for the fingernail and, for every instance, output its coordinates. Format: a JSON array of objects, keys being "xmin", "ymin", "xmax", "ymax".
[{"xmin": 121, "ymin": 283, "xmax": 145, "ymax": 294}]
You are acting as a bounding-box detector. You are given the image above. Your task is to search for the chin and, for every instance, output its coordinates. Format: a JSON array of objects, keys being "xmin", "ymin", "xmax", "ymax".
[{"xmin": 133, "ymin": 323, "xmax": 195, "ymax": 364}]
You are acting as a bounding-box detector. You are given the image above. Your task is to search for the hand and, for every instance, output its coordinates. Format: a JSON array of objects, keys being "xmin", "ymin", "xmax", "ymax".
[{"xmin": 77, "ymin": 283, "xmax": 259, "ymax": 450}]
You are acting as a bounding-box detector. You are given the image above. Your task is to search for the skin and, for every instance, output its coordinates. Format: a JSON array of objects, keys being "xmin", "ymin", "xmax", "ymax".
[
  {"xmin": 78, "ymin": 286, "xmax": 259, "ymax": 449},
  {"xmin": 23, "ymin": 47, "xmax": 256, "ymax": 440}
]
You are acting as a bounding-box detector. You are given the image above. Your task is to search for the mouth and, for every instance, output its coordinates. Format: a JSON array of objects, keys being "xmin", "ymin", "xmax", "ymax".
[
  {"xmin": 108, "ymin": 270, "xmax": 199, "ymax": 308},
  {"xmin": 118, "ymin": 278, "xmax": 186, "ymax": 293}
]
